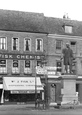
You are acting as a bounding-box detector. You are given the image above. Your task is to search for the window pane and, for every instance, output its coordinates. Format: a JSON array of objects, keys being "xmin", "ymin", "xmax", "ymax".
[
  {"xmin": 25, "ymin": 60, "xmax": 30, "ymax": 68},
  {"xmin": 70, "ymin": 41, "xmax": 76, "ymax": 53},
  {"xmin": 12, "ymin": 60, "xmax": 19, "ymax": 73},
  {"xmin": 65, "ymin": 26, "xmax": 72, "ymax": 33},
  {"xmin": 24, "ymin": 60, "xmax": 31, "ymax": 74},
  {"xmin": 56, "ymin": 61, "xmax": 62, "ymax": 72},
  {"xmin": 25, "ymin": 38, "xmax": 30, "ymax": 51},
  {"xmin": 0, "ymin": 60, "xmax": 6, "ymax": 73},
  {"xmin": 36, "ymin": 39, "xmax": 43, "ymax": 51},
  {"xmin": 13, "ymin": 60, "xmax": 18, "ymax": 67},
  {"xmin": 13, "ymin": 38, "xmax": 18, "ymax": 50},
  {"xmin": 0, "ymin": 37, "xmax": 6, "ymax": 50}
]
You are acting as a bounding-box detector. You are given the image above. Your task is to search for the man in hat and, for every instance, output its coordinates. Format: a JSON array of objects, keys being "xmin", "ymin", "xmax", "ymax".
[{"xmin": 61, "ymin": 43, "xmax": 73, "ymax": 74}]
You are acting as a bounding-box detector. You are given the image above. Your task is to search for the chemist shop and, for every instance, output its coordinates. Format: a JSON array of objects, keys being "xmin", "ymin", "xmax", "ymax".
[{"xmin": 0, "ymin": 77, "xmax": 43, "ymax": 104}]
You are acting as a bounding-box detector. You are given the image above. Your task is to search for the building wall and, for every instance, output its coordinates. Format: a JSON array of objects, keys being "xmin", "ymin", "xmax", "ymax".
[
  {"xmin": 47, "ymin": 35, "xmax": 82, "ymax": 75},
  {"xmin": 0, "ymin": 30, "xmax": 48, "ymax": 77}
]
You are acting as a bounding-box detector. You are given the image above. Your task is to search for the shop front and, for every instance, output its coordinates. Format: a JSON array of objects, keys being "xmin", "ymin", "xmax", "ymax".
[{"xmin": 3, "ymin": 77, "xmax": 43, "ymax": 104}]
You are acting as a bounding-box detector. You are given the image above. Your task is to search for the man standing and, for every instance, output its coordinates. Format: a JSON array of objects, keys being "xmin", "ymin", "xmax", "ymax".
[{"xmin": 62, "ymin": 43, "xmax": 73, "ymax": 74}]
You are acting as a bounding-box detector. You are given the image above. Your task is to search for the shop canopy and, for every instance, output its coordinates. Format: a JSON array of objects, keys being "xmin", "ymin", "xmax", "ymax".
[{"xmin": 3, "ymin": 77, "xmax": 43, "ymax": 91}]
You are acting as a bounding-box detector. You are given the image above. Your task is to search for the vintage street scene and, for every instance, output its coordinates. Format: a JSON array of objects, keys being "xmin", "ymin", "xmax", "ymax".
[{"xmin": 0, "ymin": 0, "xmax": 82, "ymax": 115}]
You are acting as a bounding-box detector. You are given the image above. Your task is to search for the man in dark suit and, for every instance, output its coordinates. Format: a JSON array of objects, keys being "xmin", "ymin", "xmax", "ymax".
[{"xmin": 62, "ymin": 43, "xmax": 73, "ymax": 74}]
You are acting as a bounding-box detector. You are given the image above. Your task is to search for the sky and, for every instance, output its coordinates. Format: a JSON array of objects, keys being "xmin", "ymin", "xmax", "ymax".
[{"xmin": 0, "ymin": 0, "xmax": 82, "ymax": 21}]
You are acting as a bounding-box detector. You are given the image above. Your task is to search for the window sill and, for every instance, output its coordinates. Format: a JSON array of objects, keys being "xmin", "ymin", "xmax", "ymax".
[
  {"xmin": 36, "ymin": 50, "xmax": 43, "ymax": 52},
  {"xmin": 24, "ymin": 73, "xmax": 32, "ymax": 75},
  {"xmin": 0, "ymin": 73, "xmax": 7, "ymax": 75},
  {"xmin": 12, "ymin": 73, "xmax": 20, "ymax": 75}
]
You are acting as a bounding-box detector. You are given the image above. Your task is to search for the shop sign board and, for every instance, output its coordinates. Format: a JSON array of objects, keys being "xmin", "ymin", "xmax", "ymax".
[
  {"xmin": 0, "ymin": 53, "xmax": 45, "ymax": 60},
  {"xmin": 3, "ymin": 77, "xmax": 43, "ymax": 90}
]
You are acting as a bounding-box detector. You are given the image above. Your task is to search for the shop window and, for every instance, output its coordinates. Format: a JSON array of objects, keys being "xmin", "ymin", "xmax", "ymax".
[
  {"xmin": 65, "ymin": 26, "xmax": 72, "ymax": 33},
  {"xmin": 24, "ymin": 60, "xmax": 32, "ymax": 74},
  {"xmin": 24, "ymin": 38, "xmax": 31, "ymax": 51},
  {"xmin": 70, "ymin": 41, "xmax": 76, "ymax": 53},
  {"xmin": 36, "ymin": 38, "xmax": 43, "ymax": 51},
  {"xmin": 12, "ymin": 60, "xmax": 19, "ymax": 74},
  {"xmin": 56, "ymin": 40, "xmax": 62, "ymax": 50},
  {"xmin": 56, "ymin": 61, "xmax": 62, "ymax": 73},
  {"xmin": 0, "ymin": 37, "xmax": 7, "ymax": 50},
  {"xmin": 12, "ymin": 38, "xmax": 19, "ymax": 51},
  {"xmin": 0, "ymin": 60, "xmax": 7, "ymax": 73}
]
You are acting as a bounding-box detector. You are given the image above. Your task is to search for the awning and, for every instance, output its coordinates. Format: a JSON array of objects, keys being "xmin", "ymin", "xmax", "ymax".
[{"xmin": 3, "ymin": 77, "xmax": 43, "ymax": 90}]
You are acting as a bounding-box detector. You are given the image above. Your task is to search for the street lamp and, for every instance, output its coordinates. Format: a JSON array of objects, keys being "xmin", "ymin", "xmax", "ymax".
[
  {"xmin": 41, "ymin": 59, "xmax": 48, "ymax": 109},
  {"xmin": 35, "ymin": 58, "xmax": 37, "ymax": 108}
]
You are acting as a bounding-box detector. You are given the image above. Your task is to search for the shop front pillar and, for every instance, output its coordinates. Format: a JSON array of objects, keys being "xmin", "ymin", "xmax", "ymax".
[{"xmin": 60, "ymin": 75, "xmax": 78, "ymax": 104}]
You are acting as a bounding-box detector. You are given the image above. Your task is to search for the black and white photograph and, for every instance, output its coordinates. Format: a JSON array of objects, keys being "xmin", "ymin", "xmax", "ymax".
[{"xmin": 0, "ymin": 0, "xmax": 82, "ymax": 115}]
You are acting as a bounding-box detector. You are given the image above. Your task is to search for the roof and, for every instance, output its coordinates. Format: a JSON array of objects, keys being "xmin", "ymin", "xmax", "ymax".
[
  {"xmin": 0, "ymin": 9, "xmax": 82, "ymax": 36},
  {"xmin": 44, "ymin": 17, "xmax": 82, "ymax": 36},
  {"xmin": 0, "ymin": 9, "xmax": 46, "ymax": 33}
]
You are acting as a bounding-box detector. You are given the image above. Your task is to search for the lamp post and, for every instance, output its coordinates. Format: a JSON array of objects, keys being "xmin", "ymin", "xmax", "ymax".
[
  {"xmin": 35, "ymin": 58, "xmax": 37, "ymax": 108},
  {"xmin": 42, "ymin": 59, "xmax": 48, "ymax": 109}
]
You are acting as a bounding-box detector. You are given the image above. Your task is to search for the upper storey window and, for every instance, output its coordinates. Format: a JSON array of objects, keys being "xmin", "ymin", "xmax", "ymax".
[
  {"xmin": 56, "ymin": 40, "xmax": 62, "ymax": 50},
  {"xmin": 65, "ymin": 26, "xmax": 72, "ymax": 33},
  {"xmin": 36, "ymin": 38, "xmax": 43, "ymax": 52},
  {"xmin": 12, "ymin": 38, "xmax": 19, "ymax": 51},
  {"xmin": 24, "ymin": 38, "xmax": 31, "ymax": 51},
  {"xmin": 0, "ymin": 37, "xmax": 7, "ymax": 50}
]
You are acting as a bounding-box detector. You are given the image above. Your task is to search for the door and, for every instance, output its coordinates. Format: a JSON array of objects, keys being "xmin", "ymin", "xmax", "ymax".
[{"xmin": 50, "ymin": 84, "xmax": 56, "ymax": 102}]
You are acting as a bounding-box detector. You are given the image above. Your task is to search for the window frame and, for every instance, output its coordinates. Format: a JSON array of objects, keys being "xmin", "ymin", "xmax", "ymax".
[
  {"xmin": 36, "ymin": 38, "xmax": 43, "ymax": 52},
  {"xmin": 56, "ymin": 40, "xmax": 62, "ymax": 50},
  {"xmin": 12, "ymin": 37, "xmax": 19, "ymax": 51},
  {"xmin": 65, "ymin": 25, "xmax": 73, "ymax": 33},
  {"xmin": 12, "ymin": 60, "xmax": 20, "ymax": 74},
  {"xmin": 0, "ymin": 37, "xmax": 7, "ymax": 50},
  {"xmin": 70, "ymin": 41, "xmax": 77, "ymax": 54},
  {"xmin": 0, "ymin": 60, "xmax": 7, "ymax": 73},
  {"xmin": 24, "ymin": 37, "xmax": 31, "ymax": 51}
]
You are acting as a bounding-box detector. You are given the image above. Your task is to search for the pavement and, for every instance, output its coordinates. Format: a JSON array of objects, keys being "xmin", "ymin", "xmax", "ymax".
[{"xmin": 0, "ymin": 103, "xmax": 82, "ymax": 111}]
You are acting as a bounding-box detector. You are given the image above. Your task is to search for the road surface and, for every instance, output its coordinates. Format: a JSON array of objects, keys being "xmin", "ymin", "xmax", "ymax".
[{"xmin": 0, "ymin": 104, "xmax": 82, "ymax": 115}]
